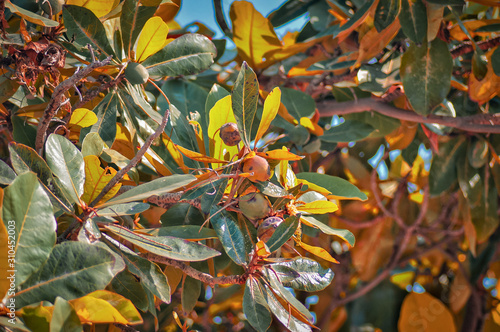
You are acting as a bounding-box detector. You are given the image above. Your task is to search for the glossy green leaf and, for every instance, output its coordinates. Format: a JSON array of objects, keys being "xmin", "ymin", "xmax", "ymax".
[
  {"xmin": 2, "ymin": 172, "xmax": 56, "ymax": 287},
  {"xmin": 399, "ymin": 0, "xmax": 427, "ymax": 44},
  {"xmin": 12, "ymin": 115, "xmax": 37, "ymax": 149},
  {"xmin": 88, "ymin": 90, "xmax": 118, "ymax": 147},
  {"xmin": 105, "ymin": 224, "xmax": 220, "ymax": 262},
  {"xmin": 492, "ymin": 46, "xmax": 500, "ymax": 77},
  {"xmin": 50, "ymin": 297, "xmax": 83, "ymax": 332},
  {"xmin": 81, "ymin": 132, "xmax": 107, "ymax": 157},
  {"xmin": 45, "ymin": 134, "xmax": 85, "ymax": 205},
  {"xmin": 210, "ymin": 208, "xmax": 247, "ymax": 265},
  {"xmin": 263, "ymin": 283, "xmax": 312, "ymax": 332},
  {"xmin": 15, "ymin": 242, "xmax": 121, "ymax": 307},
  {"xmin": 264, "ymin": 266, "xmax": 314, "ymax": 323},
  {"xmin": 141, "ymin": 226, "xmax": 218, "ymax": 240},
  {"xmin": 111, "ymin": 271, "xmax": 149, "ymax": 313},
  {"xmin": 266, "ymin": 215, "xmax": 299, "ymax": 253},
  {"xmin": 321, "ymin": 120, "xmax": 374, "ymax": 143},
  {"xmin": 142, "ymin": 34, "xmax": 216, "ymax": 77},
  {"xmin": 9, "ymin": 142, "xmax": 73, "ymax": 211},
  {"xmin": 374, "ymin": 0, "xmax": 400, "ymax": 32},
  {"xmin": 232, "ymin": 62, "xmax": 259, "ymax": 147},
  {"xmin": 97, "ymin": 202, "xmax": 150, "ymax": 216},
  {"xmin": 101, "ymin": 174, "xmax": 196, "ymax": 207},
  {"xmin": 269, "ymin": 257, "xmax": 334, "ymax": 292},
  {"xmin": 297, "ymin": 172, "xmax": 367, "ymax": 201},
  {"xmin": 243, "ymin": 277, "xmax": 272, "ymax": 332},
  {"xmin": 182, "ymin": 276, "xmax": 201, "ymax": 312},
  {"xmin": 336, "ymin": 0, "xmax": 376, "ymax": 37},
  {"xmin": 429, "ymin": 138, "xmax": 466, "ymax": 195},
  {"xmin": 0, "ymin": 159, "xmax": 16, "ymax": 185},
  {"xmin": 280, "ymin": 87, "xmax": 316, "ymax": 120},
  {"xmin": 104, "ymin": 235, "xmax": 171, "ymax": 303},
  {"xmin": 62, "ymin": 5, "xmax": 116, "ymax": 60},
  {"xmin": 121, "ymin": 0, "xmax": 157, "ymax": 58},
  {"xmin": 401, "ymin": 39, "xmax": 452, "ymax": 116},
  {"xmin": 5, "ymin": 1, "xmax": 59, "ymax": 27},
  {"xmin": 301, "ymin": 215, "xmax": 355, "ymax": 246}
]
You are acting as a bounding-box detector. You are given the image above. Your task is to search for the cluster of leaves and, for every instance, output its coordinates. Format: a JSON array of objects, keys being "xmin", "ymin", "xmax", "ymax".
[{"xmin": 1, "ymin": 0, "xmax": 500, "ymax": 331}]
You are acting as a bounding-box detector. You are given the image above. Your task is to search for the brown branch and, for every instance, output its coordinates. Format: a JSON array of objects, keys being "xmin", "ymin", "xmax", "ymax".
[
  {"xmin": 317, "ymin": 98, "xmax": 500, "ymax": 134},
  {"xmin": 143, "ymin": 253, "xmax": 247, "ymax": 287},
  {"xmin": 72, "ymin": 74, "xmax": 124, "ymax": 111},
  {"xmin": 450, "ymin": 36, "xmax": 500, "ymax": 59},
  {"xmin": 214, "ymin": 0, "xmax": 231, "ymax": 37},
  {"xmin": 35, "ymin": 47, "xmax": 112, "ymax": 153}
]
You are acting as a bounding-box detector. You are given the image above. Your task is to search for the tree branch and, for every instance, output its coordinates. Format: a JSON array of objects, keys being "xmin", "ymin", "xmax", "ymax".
[
  {"xmin": 36, "ymin": 47, "xmax": 112, "ymax": 153},
  {"xmin": 213, "ymin": 0, "xmax": 231, "ymax": 37},
  {"xmin": 143, "ymin": 253, "xmax": 247, "ymax": 287},
  {"xmin": 317, "ymin": 98, "xmax": 500, "ymax": 134}
]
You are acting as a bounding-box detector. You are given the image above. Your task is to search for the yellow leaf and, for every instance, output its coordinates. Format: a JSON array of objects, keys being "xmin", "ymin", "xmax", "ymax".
[
  {"xmin": 398, "ymin": 292, "xmax": 457, "ymax": 332},
  {"xmin": 70, "ymin": 290, "xmax": 142, "ymax": 325},
  {"xmin": 255, "ymin": 87, "xmax": 281, "ymax": 144},
  {"xmin": 277, "ymin": 153, "xmax": 297, "ymax": 189},
  {"xmin": 69, "ymin": 108, "xmax": 98, "ymax": 128},
  {"xmin": 296, "ymin": 200, "xmax": 338, "ymax": 214},
  {"xmin": 135, "ymin": 16, "xmax": 169, "ymax": 62},
  {"xmin": 296, "ymin": 179, "xmax": 331, "ymax": 196},
  {"xmin": 297, "ymin": 241, "xmax": 339, "ymax": 263},
  {"xmin": 66, "ymin": 0, "xmax": 119, "ymax": 18},
  {"xmin": 299, "ymin": 116, "xmax": 324, "ymax": 136},
  {"xmin": 208, "ymin": 95, "xmax": 239, "ymax": 168},
  {"xmin": 390, "ymin": 271, "xmax": 415, "ymax": 290},
  {"xmin": 175, "ymin": 144, "xmax": 228, "ymax": 164},
  {"xmin": 111, "ymin": 123, "xmax": 135, "ymax": 160},
  {"xmin": 257, "ymin": 149, "xmax": 304, "ymax": 161},
  {"xmin": 81, "ymin": 155, "xmax": 121, "ymax": 205},
  {"xmin": 255, "ymin": 240, "xmax": 271, "ymax": 258},
  {"xmin": 229, "ymin": 0, "xmax": 282, "ymax": 69},
  {"xmin": 356, "ymin": 18, "xmax": 401, "ymax": 66}
]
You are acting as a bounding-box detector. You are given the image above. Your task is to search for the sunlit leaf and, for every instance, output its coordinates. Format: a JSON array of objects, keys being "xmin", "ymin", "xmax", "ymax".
[
  {"xmin": 50, "ymin": 297, "xmax": 82, "ymax": 332},
  {"xmin": 297, "ymin": 240, "xmax": 339, "ymax": 263},
  {"xmin": 175, "ymin": 144, "xmax": 227, "ymax": 164},
  {"xmin": 66, "ymin": 0, "xmax": 118, "ymax": 18},
  {"xmin": 121, "ymin": 0, "xmax": 157, "ymax": 58},
  {"xmin": 69, "ymin": 108, "xmax": 98, "ymax": 128},
  {"xmin": 297, "ymin": 173, "xmax": 368, "ymax": 201},
  {"xmin": 255, "ymin": 87, "xmax": 281, "ymax": 144},
  {"xmin": 135, "ymin": 16, "xmax": 169, "ymax": 62},
  {"xmin": 296, "ymin": 200, "xmax": 338, "ymax": 214},
  {"xmin": 81, "ymin": 155, "xmax": 121, "ymax": 205},
  {"xmin": 258, "ymin": 149, "xmax": 304, "ymax": 161},
  {"xmin": 5, "ymin": 0, "xmax": 59, "ymax": 27}
]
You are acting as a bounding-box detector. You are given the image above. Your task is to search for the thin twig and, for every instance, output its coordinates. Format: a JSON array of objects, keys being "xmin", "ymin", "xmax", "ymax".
[
  {"xmin": 143, "ymin": 253, "xmax": 247, "ymax": 287},
  {"xmin": 35, "ymin": 46, "xmax": 112, "ymax": 153},
  {"xmin": 214, "ymin": 0, "xmax": 232, "ymax": 37}
]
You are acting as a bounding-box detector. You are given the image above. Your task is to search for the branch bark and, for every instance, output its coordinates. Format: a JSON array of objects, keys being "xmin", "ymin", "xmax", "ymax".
[{"xmin": 317, "ymin": 98, "xmax": 500, "ymax": 134}]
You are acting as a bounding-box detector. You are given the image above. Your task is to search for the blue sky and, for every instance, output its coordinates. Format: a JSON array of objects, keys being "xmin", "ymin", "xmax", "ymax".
[{"xmin": 175, "ymin": 0, "xmax": 309, "ymax": 39}]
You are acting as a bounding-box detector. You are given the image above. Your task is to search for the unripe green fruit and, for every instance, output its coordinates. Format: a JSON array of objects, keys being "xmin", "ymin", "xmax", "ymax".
[
  {"xmin": 219, "ymin": 122, "xmax": 241, "ymax": 146},
  {"xmin": 289, "ymin": 125, "xmax": 310, "ymax": 146},
  {"xmin": 41, "ymin": 0, "xmax": 64, "ymax": 15},
  {"xmin": 242, "ymin": 155, "xmax": 271, "ymax": 182},
  {"xmin": 239, "ymin": 193, "xmax": 271, "ymax": 221},
  {"xmin": 302, "ymin": 137, "xmax": 322, "ymax": 154},
  {"xmin": 125, "ymin": 62, "xmax": 149, "ymax": 85}
]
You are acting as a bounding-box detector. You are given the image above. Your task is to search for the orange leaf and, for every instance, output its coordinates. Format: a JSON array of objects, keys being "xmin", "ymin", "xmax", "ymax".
[
  {"xmin": 254, "ymin": 87, "xmax": 281, "ymax": 144},
  {"xmin": 81, "ymin": 155, "xmax": 121, "ymax": 205},
  {"xmin": 356, "ymin": 18, "xmax": 401, "ymax": 66},
  {"xmin": 385, "ymin": 121, "xmax": 418, "ymax": 150},
  {"xmin": 468, "ymin": 47, "xmax": 500, "ymax": 104},
  {"xmin": 336, "ymin": 0, "xmax": 379, "ymax": 43},
  {"xmin": 296, "ymin": 200, "xmax": 338, "ymax": 214},
  {"xmin": 175, "ymin": 144, "xmax": 228, "ymax": 164},
  {"xmin": 297, "ymin": 241, "xmax": 339, "ymax": 263},
  {"xmin": 255, "ymin": 240, "xmax": 271, "ymax": 258},
  {"xmin": 258, "ymin": 149, "xmax": 304, "ymax": 161},
  {"xmin": 154, "ymin": 1, "xmax": 180, "ymax": 24},
  {"xmin": 300, "ymin": 117, "xmax": 324, "ymax": 136}
]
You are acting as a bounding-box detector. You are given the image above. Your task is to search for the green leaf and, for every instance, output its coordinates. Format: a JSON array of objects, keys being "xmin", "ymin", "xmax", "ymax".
[
  {"xmin": 182, "ymin": 276, "xmax": 201, "ymax": 312},
  {"xmin": 401, "ymin": 38, "xmax": 453, "ymax": 116},
  {"xmin": 141, "ymin": 225, "xmax": 218, "ymax": 240},
  {"xmin": 2, "ymin": 172, "xmax": 56, "ymax": 287},
  {"xmin": 280, "ymin": 87, "xmax": 316, "ymax": 120},
  {"xmin": 426, "ymin": 0, "xmax": 464, "ymax": 4},
  {"xmin": 12, "ymin": 115, "xmax": 37, "ymax": 149},
  {"xmin": 97, "ymin": 202, "xmax": 150, "ymax": 216},
  {"xmin": 50, "ymin": 297, "xmax": 83, "ymax": 332},
  {"xmin": 492, "ymin": 45, "xmax": 500, "ymax": 77},
  {"xmin": 266, "ymin": 215, "xmax": 299, "ymax": 253},
  {"xmin": 15, "ymin": 241, "xmax": 122, "ymax": 307},
  {"xmin": 297, "ymin": 172, "xmax": 367, "ymax": 201},
  {"xmin": 142, "ymin": 34, "xmax": 216, "ymax": 77},
  {"xmin": 301, "ymin": 215, "xmax": 355, "ymax": 247},
  {"xmin": 243, "ymin": 277, "xmax": 272, "ymax": 332},
  {"xmin": 5, "ymin": 1, "xmax": 59, "ymax": 27},
  {"xmin": 399, "ymin": 0, "xmax": 427, "ymax": 44},
  {"xmin": 45, "ymin": 134, "xmax": 85, "ymax": 205},
  {"xmin": 232, "ymin": 62, "xmax": 259, "ymax": 147},
  {"xmin": 336, "ymin": 0, "xmax": 376, "ymax": 37},
  {"xmin": 263, "ymin": 266, "xmax": 314, "ymax": 323},
  {"xmin": 105, "ymin": 224, "xmax": 220, "ymax": 262},
  {"xmin": 88, "ymin": 90, "xmax": 118, "ymax": 146},
  {"xmin": 111, "ymin": 271, "xmax": 149, "ymax": 313},
  {"xmin": 101, "ymin": 174, "xmax": 196, "ymax": 207},
  {"xmin": 120, "ymin": 0, "xmax": 157, "ymax": 58},
  {"xmin": 210, "ymin": 208, "xmax": 247, "ymax": 265},
  {"xmin": 0, "ymin": 159, "xmax": 16, "ymax": 185},
  {"xmin": 9, "ymin": 142, "xmax": 73, "ymax": 211},
  {"xmin": 263, "ymin": 283, "xmax": 312, "ymax": 332},
  {"xmin": 254, "ymin": 181, "xmax": 288, "ymax": 197},
  {"xmin": 104, "ymin": 235, "xmax": 171, "ymax": 303},
  {"xmin": 321, "ymin": 120, "xmax": 374, "ymax": 143},
  {"xmin": 270, "ymin": 257, "xmax": 334, "ymax": 292},
  {"xmin": 62, "ymin": 5, "xmax": 116, "ymax": 60},
  {"xmin": 429, "ymin": 137, "xmax": 466, "ymax": 195},
  {"xmin": 374, "ymin": 0, "xmax": 400, "ymax": 32}
]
